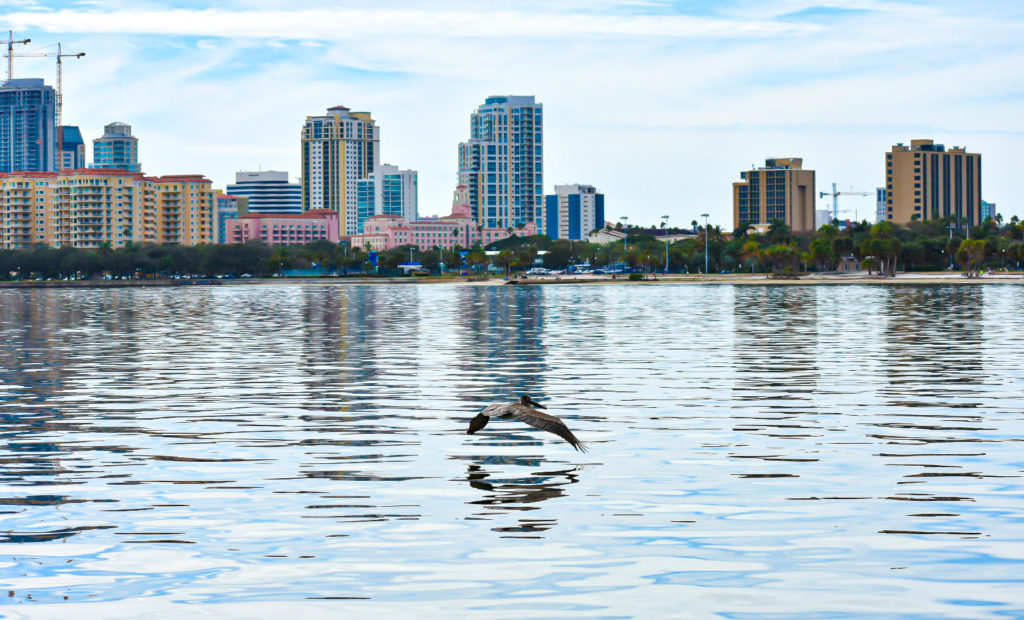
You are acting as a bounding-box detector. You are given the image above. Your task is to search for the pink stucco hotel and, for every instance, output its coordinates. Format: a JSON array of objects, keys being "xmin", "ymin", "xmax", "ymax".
[
  {"xmin": 345, "ymin": 186, "xmax": 536, "ymax": 252},
  {"xmin": 224, "ymin": 209, "xmax": 340, "ymax": 245}
]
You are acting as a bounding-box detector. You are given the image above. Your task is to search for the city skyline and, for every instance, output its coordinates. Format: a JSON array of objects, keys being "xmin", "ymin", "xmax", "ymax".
[{"xmin": 1, "ymin": 1, "xmax": 1021, "ymax": 226}]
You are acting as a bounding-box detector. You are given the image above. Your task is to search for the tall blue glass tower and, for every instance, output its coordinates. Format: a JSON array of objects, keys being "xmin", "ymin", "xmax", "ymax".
[{"xmin": 0, "ymin": 78, "xmax": 56, "ymax": 173}]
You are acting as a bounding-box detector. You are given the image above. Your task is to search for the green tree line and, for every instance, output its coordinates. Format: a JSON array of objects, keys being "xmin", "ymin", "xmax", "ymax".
[{"xmin": 1, "ymin": 215, "xmax": 1020, "ymax": 280}]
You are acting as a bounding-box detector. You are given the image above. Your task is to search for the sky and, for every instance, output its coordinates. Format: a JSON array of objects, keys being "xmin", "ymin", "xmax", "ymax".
[{"xmin": 3, "ymin": 0, "xmax": 1023, "ymax": 227}]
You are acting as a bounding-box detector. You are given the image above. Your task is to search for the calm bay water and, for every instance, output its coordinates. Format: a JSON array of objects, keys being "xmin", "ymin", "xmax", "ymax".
[{"xmin": 1, "ymin": 283, "xmax": 1023, "ymax": 618}]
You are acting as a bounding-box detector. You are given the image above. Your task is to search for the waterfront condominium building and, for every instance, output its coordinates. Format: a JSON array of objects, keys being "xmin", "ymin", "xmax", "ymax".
[
  {"xmin": 544, "ymin": 184, "xmax": 605, "ymax": 241},
  {"xmin": 884, "ymin": 139, "xmax": 982, "ymax": 226},
  {"xmin": 227, "ymin": 170, "xmax": 301, "ymax": 214},
  {"xmin": 0, "ymin": 78, "xmax": 57, "ymax": 173},
  {"xmin": 0, "ymin": 171, "xmax": 57, "ymax": 248},
  {"xmin": 92, "ymin": 122, "xmax": 141, "ymax": 172},
  {"xmin": 355, "ymin": 164, "xmax": 418, "ymax": 232},
  {"xmin": 148, "ymin": 175, "xmax": 215, "ymax": 245},
  {"xmin": 732, "ymin": 158, "xmax": 816, "ymax": 233},
  {"xmin": 301, "ymin": 105, "xmax": 379, "ymax": 236},
  {"xmin": 876, "ymin": 187, "xmax": 887, "ymax": 224},
  {"xmin": 60, "ymin": 126, "xmax": 86, "ymax": 170},
  {"xmin": 458, "ymin": 95, "xmax": 543, "ymax": 232},
  {"xmin": 0, "ymin": 169, "xmax": 215, "ymax": 249}
]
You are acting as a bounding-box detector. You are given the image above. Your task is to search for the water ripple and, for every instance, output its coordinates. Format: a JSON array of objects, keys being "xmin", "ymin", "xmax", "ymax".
[{"xmin": 1, "ymin": 283, "xmax": 1023, "ymax": 617}]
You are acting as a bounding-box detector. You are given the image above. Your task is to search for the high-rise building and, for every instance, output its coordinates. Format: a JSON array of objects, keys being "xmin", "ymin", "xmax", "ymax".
[
  {"xmin": 355, "ymin": 164, "xmax": 418, "ymax": 232},
  {"xmin": 149, "ymin": 175, "xmax": 215, "ymax": 245},
  {"xmin": 92, "ymin": 122, "xmax": 141, "ymax": 172},
  {"xmin": 0, "ymin": 78, "xmax": 56, "ymax": 173},
  {"xmin": 876, "ymin": 187, "xmax": 892, "ymax": 223},
  {"xmin": 1, "ymin": 169, "xmax": 215, "ymax": 249},
  {"xmin": 214, "ymin": 193, "xmax": 242, "ymax": 244},
  {"xmin": 227, "ymin": 170, "xmax": 301, "ymax": 214},
  {"xmin": 60, "ymin": 126, "xmax": 85, "ymax": 170},
  {"xmin": 301, "ymin": 105, "xmax": 379, "ymax": 235},
  {"xmin": 981, "ymin": 201, "xmax": 996, "ymax": 221},
  {"xmin": 458, "ymin": 95, "xmax": 543, "ymax": 232},
  {"xmin": 544, "ymin": 184, "xmax": 604, "ymax": 241},
  {"xmin": 884, "ymin": 139, "xmax": 982, "ymax": 225},
  {"xmin": 732, "ymin": 158, "xmax": 816, "ymax": 233}
]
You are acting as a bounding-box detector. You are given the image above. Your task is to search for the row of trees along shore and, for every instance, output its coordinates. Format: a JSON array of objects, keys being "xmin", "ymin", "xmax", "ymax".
[{"xmin": 0, "ymin": 215, "xmax": 1019, "ymax": 280}]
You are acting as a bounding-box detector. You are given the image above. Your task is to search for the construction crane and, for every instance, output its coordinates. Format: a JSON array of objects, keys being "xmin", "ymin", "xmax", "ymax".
[
  {"xmin": 820, "ymin": 182, "xmax": 870, "ymax": 224},
  {"xmin": 8, "ymin": 43, "xmax": 86, "ymax": 168},
  {"xmin": 4, "ymin": 30, "xmax": 31, "ymax": 82}
]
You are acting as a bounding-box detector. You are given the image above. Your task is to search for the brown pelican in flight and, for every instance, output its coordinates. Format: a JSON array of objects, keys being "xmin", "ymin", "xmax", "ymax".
[{"xmin": 467, "ymin": 395, "xmax": 587, "ymax": 452}]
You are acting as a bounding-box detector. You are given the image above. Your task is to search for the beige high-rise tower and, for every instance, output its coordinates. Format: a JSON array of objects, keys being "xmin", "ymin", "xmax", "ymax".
[
  {"xmin": 301, "ymin": 106, "xmax": 380, "ymax": 236},
  {"xmin": 884, "ymin": 139, "xmax": 981, "ymax": 225},
  {"xmin": 732, "ymin": 158, "xmax": 816, "ymax": 233}
]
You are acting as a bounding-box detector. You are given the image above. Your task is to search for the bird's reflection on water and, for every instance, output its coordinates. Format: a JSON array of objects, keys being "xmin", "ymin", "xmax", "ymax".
[{"xmin": 452, "ymin": 454, "xmax": 584, "ymax": 537}]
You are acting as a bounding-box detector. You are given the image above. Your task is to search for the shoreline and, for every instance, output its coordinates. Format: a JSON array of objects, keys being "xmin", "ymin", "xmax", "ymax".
[{"xmin": 2, "ymin": 272, "xmax": 1023, "ymax": 289}]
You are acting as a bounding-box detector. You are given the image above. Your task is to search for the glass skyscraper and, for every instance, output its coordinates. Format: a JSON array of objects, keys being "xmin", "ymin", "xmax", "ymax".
[
  {"xmin": 0, "ymin": 78, "xmax": 56, "ymax": 173},
  {"xmin": 92, "ymin": 122, "xmax": 140, "ymax": 172},
  {"xmin": 60, "ymin": 125, "xmax": 85, "ymax": 170},
  {"xmin": 355, "ymin": 164, "xmax": 418, "ymax": 232},
  {"xmin": 458, "ymin": 95, "xmax": 543, "ymax": 232}
]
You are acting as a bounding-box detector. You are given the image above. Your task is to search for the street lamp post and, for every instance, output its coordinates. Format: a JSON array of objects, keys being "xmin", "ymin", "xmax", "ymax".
[
  {"xmin": 701, "ymin": 213, "xmax": 710, "ymax": 275},
  {"xmin": 947, "ymin": 223, "xmax": 956, "ymax": 269},
  {"xmin": 663, "ymin": 215, "xmax": 671, "ymax": 272},
  {"xmin": 620, "ymin": 216, "xmax": 629, "ymax": 270}
]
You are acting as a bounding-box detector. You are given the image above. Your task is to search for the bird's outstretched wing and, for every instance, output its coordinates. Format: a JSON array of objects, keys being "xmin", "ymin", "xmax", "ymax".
[
  {"xmin": 510, "ymin": 405, "xmax": 587, "ymax": 452},
  {"xmin": 467, "ymin": 413, "xmax": 490, "ymax": 435}
]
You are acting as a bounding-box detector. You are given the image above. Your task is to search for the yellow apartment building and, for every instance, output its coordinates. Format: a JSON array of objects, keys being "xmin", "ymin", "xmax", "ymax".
[
  {"xmin": 0, "ymin": 169, "xmax": 214, "ymax": 249},
  {"xmin": 733, "ymin": 158, "xmax": 816, "ymax": 233},
  {"xmin": 884, "ymin": 139, "xmax": 982, "ymax": 225},
  {"xmin": 148, "ymin": 175, "xmax": 215, "ymax": 245},
  {"xmin": 1, "ymin": 172, "xmax": 58, "ymax": 249},
  {"xmin": 301, "ymin": 106, "xmax": 379, "ymax": 236}
]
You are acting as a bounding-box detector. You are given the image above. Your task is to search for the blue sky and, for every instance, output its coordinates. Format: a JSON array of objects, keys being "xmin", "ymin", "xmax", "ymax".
[{"xmin": 3, "ymin": 0, "xmax": 1023, "ymax": 225}]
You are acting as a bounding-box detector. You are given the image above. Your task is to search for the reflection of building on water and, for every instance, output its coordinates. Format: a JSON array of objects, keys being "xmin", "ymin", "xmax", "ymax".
[
  {"xmin": 457, "ymin": 455, "xmax": 582, "ymax": 536},
  {"xmin": 453, "ymin": 286, "xmax": 548, "ymax": 403},
  {"xmin": 730, "ymin": 287, "xmax": 821, "ymax": 403},
  {"xmin": 298, "ymin": 285, "xmax": 361, "ymax": 411},
  {"xmin": 882, "ymin": 287, "xmax": 983, "ymax": 382},
  {"xmin": 0, "ymin": 289, "xmax": 148, "ymax": 531},
  {"xmin": 297, "ymin": 286, "xmax": 430, "ymax": 413}
]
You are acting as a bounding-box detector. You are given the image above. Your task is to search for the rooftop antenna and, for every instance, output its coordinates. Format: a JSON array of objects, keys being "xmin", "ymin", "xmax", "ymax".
[{"xmin": 4, "ymin": 30, "xmax": 32, "ymax": 82}]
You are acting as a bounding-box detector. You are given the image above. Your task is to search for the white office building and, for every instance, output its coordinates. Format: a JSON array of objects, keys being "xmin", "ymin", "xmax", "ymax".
[
  {"xmin": 227, "ymin": 170, "xmax": 302, "ymax": 214},
  {"xmin": 544, "ymin": 184, "xmax": 604, "ymax": 240}
]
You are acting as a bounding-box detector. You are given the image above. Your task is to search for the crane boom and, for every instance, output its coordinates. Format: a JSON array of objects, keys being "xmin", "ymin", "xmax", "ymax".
[
  {"xmin": 819, "ymin": 182, "xmax": 871, "ymax": 223},
  {"xmin": 7, "ymin": 42, "xmax": 85, "ymax": 169},
  {"xmin": 4, "ymin": 30, "xmax": 32, "ymax": 82}
]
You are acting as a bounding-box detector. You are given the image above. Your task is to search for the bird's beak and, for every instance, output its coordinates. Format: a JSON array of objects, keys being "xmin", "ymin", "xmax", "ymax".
[{"xmin": 529, "ymin": 398, "xmax": 546, "ymax": 409}]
